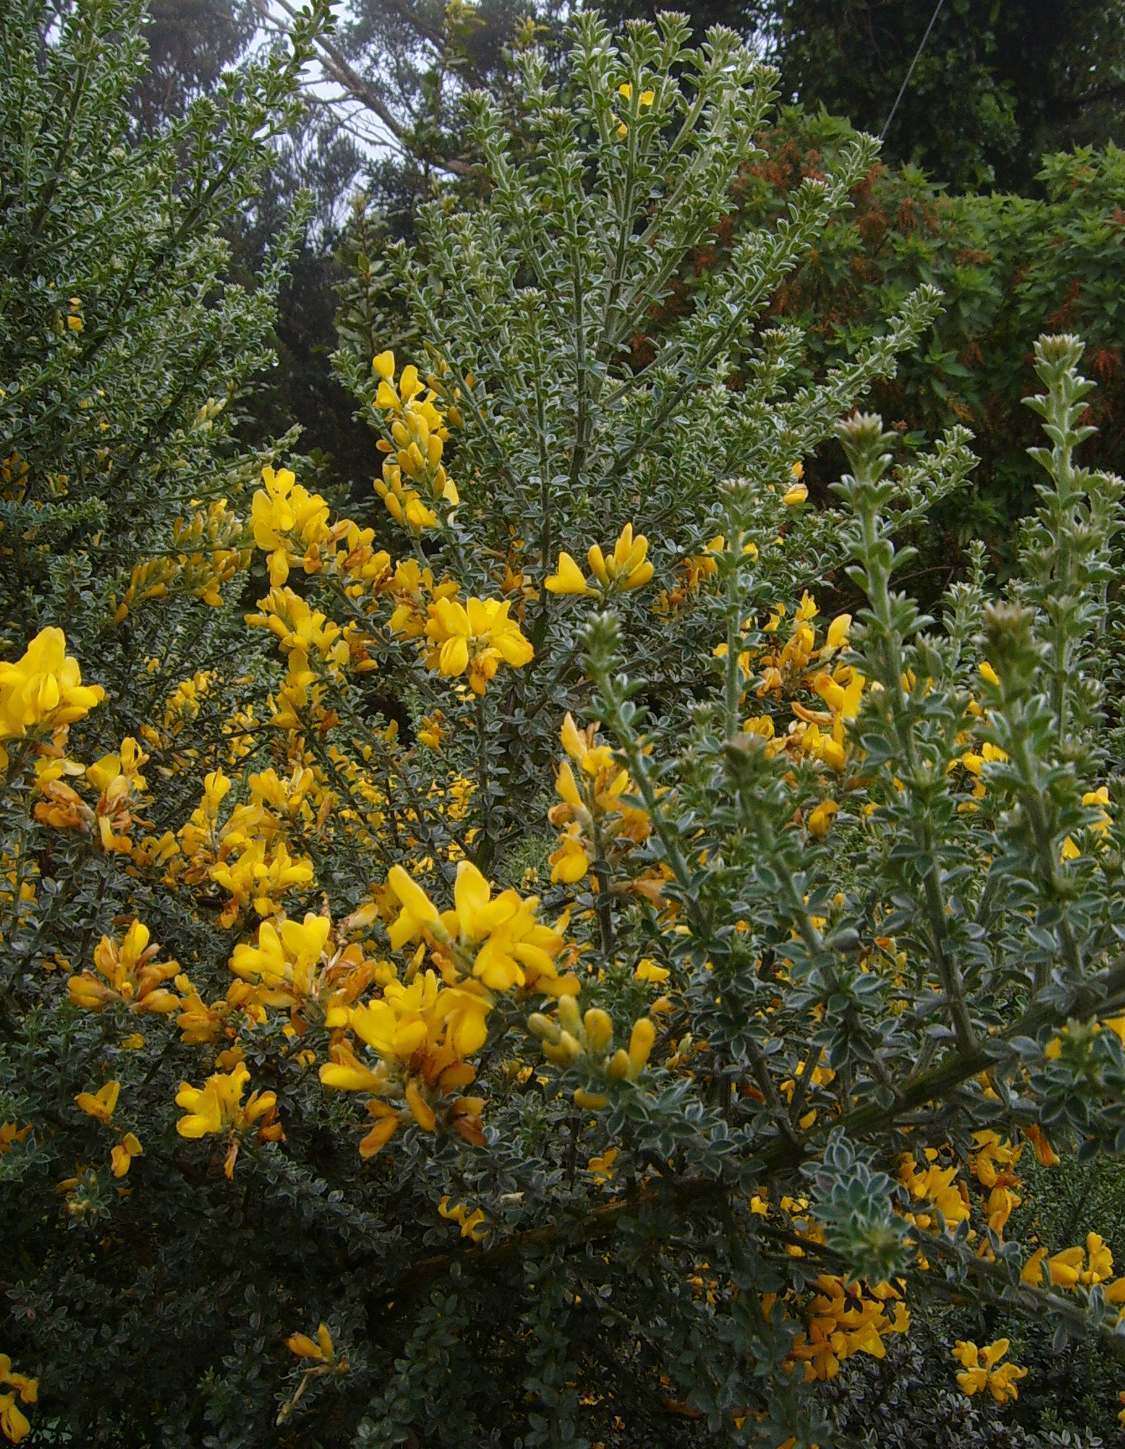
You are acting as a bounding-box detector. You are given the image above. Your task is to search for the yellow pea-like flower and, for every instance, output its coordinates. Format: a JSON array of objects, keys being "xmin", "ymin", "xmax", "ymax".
[
  {"xmin": 544, "ymin": 552, "xmax": 591, "ymax": 595},
  {"xmin": 74, "ymin": 1080, "xmax": 120, "ymax": 1125},
  {"xmin": 807, "ymin": 799, "xmax": 839, "ymax": 838}
]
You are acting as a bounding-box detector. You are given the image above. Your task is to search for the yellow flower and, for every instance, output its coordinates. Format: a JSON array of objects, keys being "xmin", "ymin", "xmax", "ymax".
[
  {"xmin": 175, "ymin": 1063, "xmax": 280, "ymax": 1177},
  {"xmin": 1065, "ymin": 786, "xmax": 1114, "ymax": 858},
  {"xmin": 68, "ymin": 920, "xmax": 181, "ymax": 1014},
  {"xmin": 0, "ymin": 627, "xmax": 104, "ymax": 740},
  {"xmin": 549, "ymin": 826, "xmax": 589, "ymax": 884},
  {"xmin": 0, "ymin": 1124, "xmax": 31, "ymax": 1156},
  {"xmin": 1022, "ymin": 1123, "xmax": 1059, "ymax": 1167},
  {"xmin": 74, "ymin": 1080, "xmax": 120, "ymax": 1125},
  {"xmin": 286, "ymin": 1322, "xmax": 340, "ymax": 1364},
  {"xmin": 1044, "ymin": 1233, "xmax": 1114, "ymax": 1288},
  {"xmin": 229, "ymin": 913, "xmax": 332, "ymax": 1006},
  {"xmin": 544, "ymin": 551, "xmax": 592, "ymax": 595},
  {"xmin": 385, "ymin": 865, "xmax": 445, "ymax": 950},
  {"xmin": 622, "ymin": 1016, "xmax": 656, "ymax": 1077},
  {"xmin": 350, "ymin": 981, "xmax": 435, "ymax": 1061},
  {"xmin": 418, "ymin": 711, "xmax": 445, "ymax": 749},
  {"xmin": 584, "ymin": 524, "xmax": 653, "ymax": 594},
  {"xmin": 530, "ymin": 999, "xmax": 655, "ymax": 1089},
  {"xmin": 175, "ymin": 1062, "xmax": 254, "ymax": 1136},
  {"xmin": 634, "ymin": 958, "xmax": 670, "ymax": 984},
  {"xmin": 614, "ymin": 82, "xmax": 655, "ymax": 134},
  {"xmin": 110, "ymin": 1132, "xmax": 143, "ymax": 1178},
  {"xmin": 423, "ymin": 596, "xmax": 534, "ymax": 694},
  {"xmin": 320, "ymin": 969, "xmax": 492, "ymax": 1159},
  {"xmin": 0, "ymin": 1391, "xmax": 31, "ymax": 1443},
  {"xmin": 441, "ymin": 861, "xmax": 570, "ymax": 994},
  {"xmin": 209, "ymin": 835, "xmax": 316, "ymax": 925},
  {"xmin": 250, "ymin": 465, "xmax": 331, "ymax": 587},
  {"xmin": 782, "ymin": 480, "xmax": 808, "ymax": 507},
  {"xmin": 897, "ymin": 1153, "xmax": 969, "ymax": 1228},
  {"xmin": 969, "ymin": 1129, "xmax": 1022, "ymax": 1187},
  {"xmin": 438, "ymin": 1195, "xmax": 489, "ymax": 1241},
  {"xmin": 326, "ymin": 863, "xmax": 577, "ymax": 1159},
  {"xmin": 951, "ymin": 1339, "xmax": 1027, "ymax": 1404},
  {"xmin": 587, "ymin": 1147, "xmax": 620, "ymax": 1183},
  {"xmin": 245, "ymin": 586, "xmax": 349, "ymax": 674},
  {"xmin": 548, "ymin": 714, "xmax": 651, "ymax": 890},
  {"xmin": 821, "ymin": 613, "xmax": 851, "ymax": 657},
  {"xmin": 790, "ymin": 1274, "xmax": 908, "ymax": 1381},
  {"xmin": 807, "ymin": 799, "xmax": 838, "ymax": 838},
  {"xmin": 0, "ymin": 1354, "xmax": 38, "ymax": 1444},
  {"xmin": 370, "ymin": 353, "xmax": 459, "ymax": 530},
  {"xmin": 986, "ymin": 1183, "xmax": 1019, "ymax": 1236},
  {"xmin": 318, "ymin": 1040, "xmax": 388, "ymax": 1094}
]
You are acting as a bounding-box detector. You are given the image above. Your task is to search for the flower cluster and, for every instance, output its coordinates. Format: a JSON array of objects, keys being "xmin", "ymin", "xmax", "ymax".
[
  {"xmin": 545, "ymin": 523, "xmax": 653, "ymax": 599},
  {"xmin": 790, "ymin": 1274, "xmax": 910, "ymax": 1382},
  {"xmin": 422, "ymin": 595, "xmax": 534, "ymax": 695},
  {"xmin": 527, "ymin": 993, "xmax": 656, "ymax": 1110},
  {"xmin": 175, "ymin": 1062, "xmax": 283, "ymax": 1179},
  {"xmin": 316, "ymin": 861, "xmax": 588, "ymax": 1155},
  {"xmin": 0, "ymin": 627, "xmax": 104, "ymax": 761},
  {"xmin": 547, "ymin": 713, "xmax": 653, "ymax": 891},
  {"xmin": 33, "ymin": 734, "xmax": 149, "ymax": 854},
  {"xmin": 112, "ymin": 498, "xmax": 251, "ymax": 621},
  {"xmin": 68, "ymin": 920, "xmax": 180, "ymax": 1015},
  {"xmin": 951, "ymin": 1339, "xmax": 1027, "ymax": 1405},
  {"xmin": 372, "ymin": 351, "xmax": 461, "ymax": 531},
  {"xmin": 251, "ymin": 465, "xmax": 332, "ymax": 587}
]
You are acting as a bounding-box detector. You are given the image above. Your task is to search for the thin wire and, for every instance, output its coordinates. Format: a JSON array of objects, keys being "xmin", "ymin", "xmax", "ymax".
[{"xmin": 880, "ymin": 0, "xmax": 948, "ymax": 141}]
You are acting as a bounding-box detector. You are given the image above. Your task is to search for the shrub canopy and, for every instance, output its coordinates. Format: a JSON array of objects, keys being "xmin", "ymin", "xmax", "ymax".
[{"xmin": 1, "ymin": 8, "xmax": 1124, "ymax": 1447}]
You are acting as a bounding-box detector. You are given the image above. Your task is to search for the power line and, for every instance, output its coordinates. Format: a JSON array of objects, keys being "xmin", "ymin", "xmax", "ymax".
[{"xmin": 880, "ymin": 0, "xmax": 948, "ymax": 142}]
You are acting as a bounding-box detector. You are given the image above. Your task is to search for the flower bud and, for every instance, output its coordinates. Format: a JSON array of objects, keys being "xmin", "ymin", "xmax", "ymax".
[
  {"xmin": 527, "ymin": 1012, "xmax": 559, "ymax": 1042},
  {"xmin": 583, "ymin": 1008, "xmax": 613, "ymax": 1055},
  {"xmin": 627, "ymin": 1017, "xmax": 656, "ymax": 1076},
  {"xmin": 546, "ymin": 1030, "xmax": 581, "ymax": 1065},
  {"xmin": 607, "ymin": 1048, "xmax": 631, "ymax": 1080},
  {"xmin": 558, "ymin": 994, "xmax": 582, "ymax": 1036}
]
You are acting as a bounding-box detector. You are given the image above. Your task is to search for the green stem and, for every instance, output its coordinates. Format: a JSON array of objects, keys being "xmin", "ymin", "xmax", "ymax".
[
  {"xmin": 474, "ymin": 693, "xmax": 494, "ymax": 873},
  {"xmin": 588, "ymin": 809, "xmax": 615, "ymax": 960},
  {"xmin": 860, "ymin": 494, "xmax": 976, "ymax": 1054}
]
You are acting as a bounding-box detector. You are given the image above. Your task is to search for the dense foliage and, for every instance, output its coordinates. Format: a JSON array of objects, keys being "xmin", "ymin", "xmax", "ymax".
[
  {"xmin": 2, "ymin": 6, "xmax": 1124, "ymax": 1448},
  {"xmin": 747, "ymin": 0, "xmax": 1125, "ymax": 192},
  {"xmin": 693, "ymin": 110, "xmax": 1125, "ymax": 576},
  {"xmin": 0, "ymin": 0, "xmax": 334, "ymax": 651}
]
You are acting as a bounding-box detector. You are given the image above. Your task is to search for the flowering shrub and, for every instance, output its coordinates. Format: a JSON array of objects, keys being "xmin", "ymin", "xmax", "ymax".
[{"xmin": 1, "ymin": 9, "xmax": 1124, "ymax": 1447}]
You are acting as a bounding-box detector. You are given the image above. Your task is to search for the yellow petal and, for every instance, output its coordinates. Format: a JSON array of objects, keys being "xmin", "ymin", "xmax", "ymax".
[
  {"xmin": 286, "ymin": 1332, "xmax": 324, "ymax": 1360},
  {"xmin": 544, "ymin": 552, "xmax": 590, "ymax": 595}
]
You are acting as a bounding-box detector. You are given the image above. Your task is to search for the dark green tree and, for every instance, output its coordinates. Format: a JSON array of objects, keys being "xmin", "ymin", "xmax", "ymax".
[
  {"xmin": 130, "ymin": 0, "xmax": 259, "ymax": 130},
  {"xmin": 758, "ymin": 0, "xmax": 1125, "ymax": 191},
  {"xmin": 113, "ymin": 0, "xmax": 373, "ymax": 474},
  {"xmin": 0, "ymin": 0, "xmax": 327, "ymax": 651}
]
